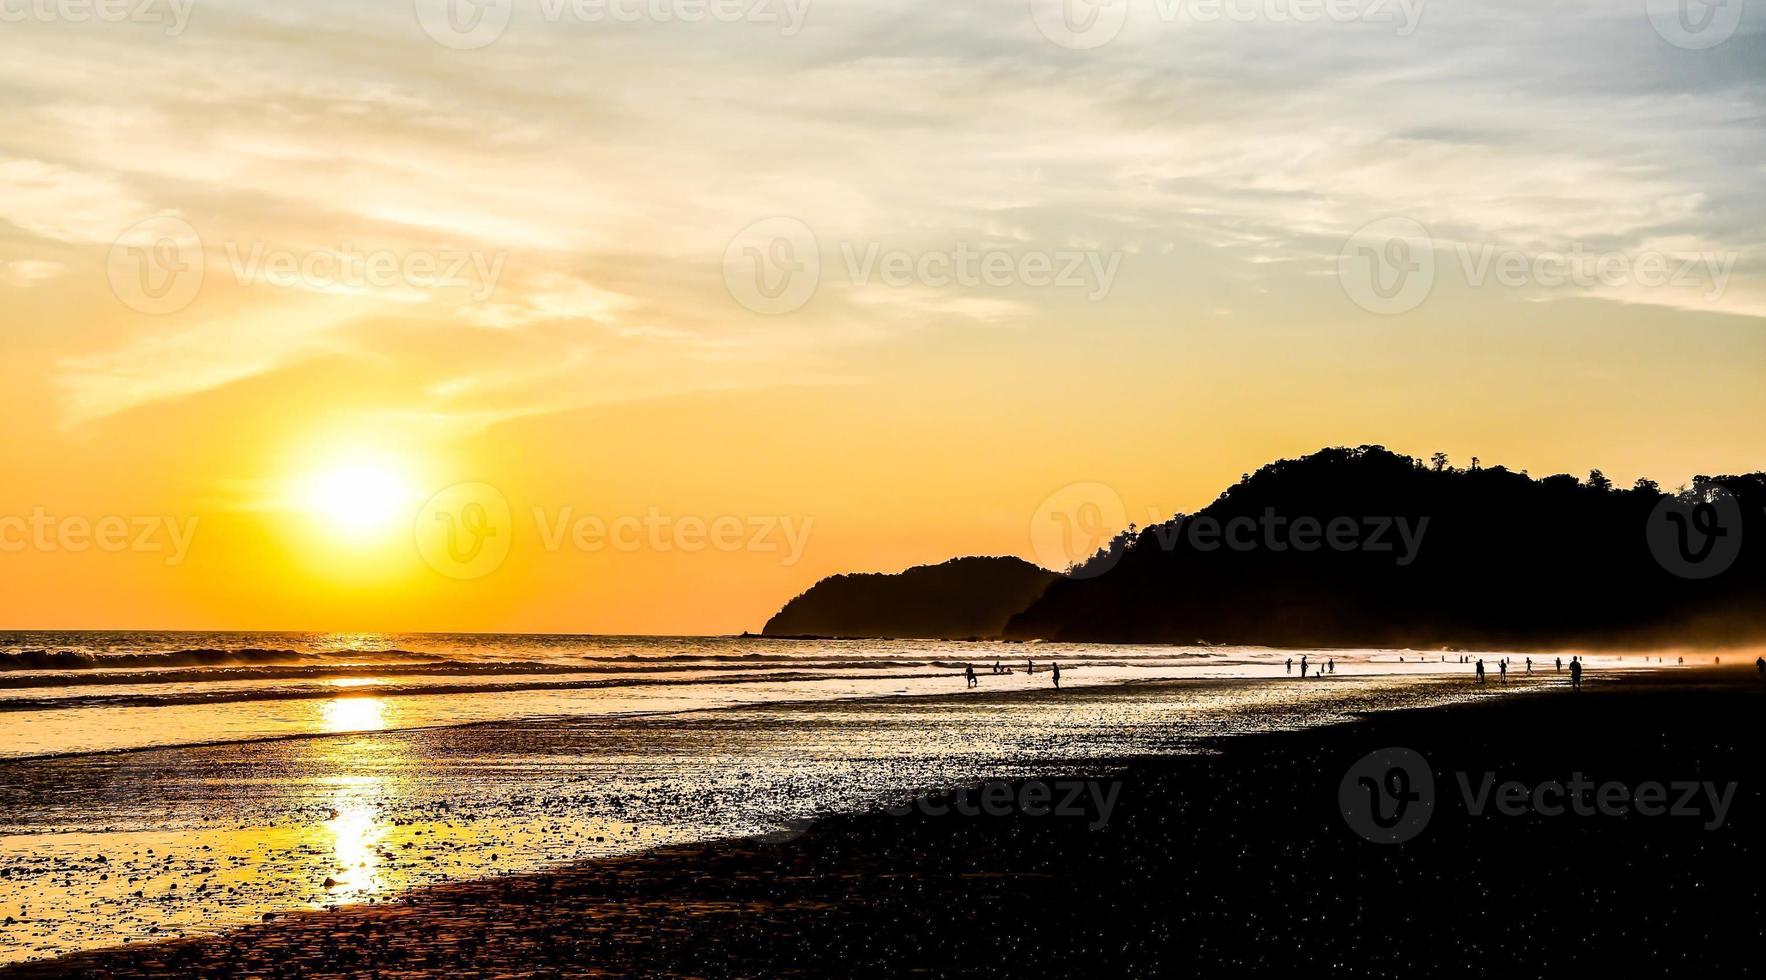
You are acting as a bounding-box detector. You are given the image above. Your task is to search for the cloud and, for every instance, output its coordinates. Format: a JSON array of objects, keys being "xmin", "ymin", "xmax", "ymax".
[{"xmin": 3, "ymin": 0, "xmax": 1761, "ymax": 431}]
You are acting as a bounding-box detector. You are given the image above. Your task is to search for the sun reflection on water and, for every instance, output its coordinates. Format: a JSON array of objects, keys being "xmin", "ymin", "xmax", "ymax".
[
  {"xmin": 322, "ymin": 775, "xmax": 387, "ymax": 902},
  {"xmin": 321, "ymin": 696, "xmax": 387, "ymax": 733}
]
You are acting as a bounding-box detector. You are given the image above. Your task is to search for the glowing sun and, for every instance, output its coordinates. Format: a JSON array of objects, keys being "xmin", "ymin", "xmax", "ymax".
[{"xmin": 299, "ymin": 463, "xmax": 415, "ymax": 536}]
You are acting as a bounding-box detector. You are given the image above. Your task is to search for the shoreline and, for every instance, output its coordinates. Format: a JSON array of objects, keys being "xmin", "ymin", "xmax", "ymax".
[
  {"xmin": 0, "ymin": 665, "xmax": 1569, "ymax": 763},
  {"xmin": 10, "ymin": 666, "xmax": 1761, "ymax": 977}
]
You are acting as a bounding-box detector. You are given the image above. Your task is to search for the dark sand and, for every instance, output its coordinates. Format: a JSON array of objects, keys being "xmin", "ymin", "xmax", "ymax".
[{"xmin": 9, "ymin": 666, "xmax": 1763, "ymax": 978}]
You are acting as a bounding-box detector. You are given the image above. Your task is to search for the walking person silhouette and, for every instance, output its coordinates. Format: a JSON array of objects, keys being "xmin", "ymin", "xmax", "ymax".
[
  {"xmin": 964, "ymin": 665, "xmax": 977, "ymax": 689},
  {"xmin": 1570, "ymin": 658, "xmax": 1583, "ymax": 691},
  {"xmin": 1475, "ymin": 659, "xmax": 1486, "ymax": 685},
  {"xmin": 1499, "ymin": 660, "xmax": 1507, "ymax": 685},
  {"xmin": 1051, "ymin": 662, "xmax": 1061, "ymax": 689}
]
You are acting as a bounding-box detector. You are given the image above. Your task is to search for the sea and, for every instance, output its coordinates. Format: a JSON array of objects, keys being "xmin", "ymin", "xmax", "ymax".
[{"xmin": 0, "ymin": 631, "xmax": 1628, "ymax": 963}]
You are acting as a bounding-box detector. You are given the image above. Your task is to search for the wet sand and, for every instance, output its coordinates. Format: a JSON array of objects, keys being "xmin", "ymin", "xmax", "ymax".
[{"xmin": 9, "ymin": 665, "xmax": 1760, "ymax": 977}]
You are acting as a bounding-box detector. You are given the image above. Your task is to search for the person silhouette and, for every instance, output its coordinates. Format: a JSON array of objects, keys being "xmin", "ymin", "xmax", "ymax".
[
  {"xmin": 1475, "ymin": 659, "xmax": 1486, "ymax": 685},
  {"xmin": 1051, "ymin": 662, "xmax": 1061, "ymax": 689},
  {"xmin": 1286, "ymin": 658, "xmax": 1293, "ymax": 674},
  {"xmin": 964, "ymin": 665, "xmax": 977, "ymax": 689},
  {"xmin": 1499, "ymin": 660, "xmax": 1507, "ymax": 685},
  {"xmin": 1570, "ymin": 658, "xmax": 1583, "ymax": 691},
  {"xmin": 1328, "ymin": 658, "xmax": 1335, "ymax": 674},
  {"xmin": 1525, "ymin": 657, "xmax": 1532, "ymax": 674},
  {"xmin": 1755, "ymin": 656, "xmax": 1764, "ymax": 681},
  {"xmin": 1026, "ymin": 658, "xmax": 1034, "ymax": 676},
  {"xmin": 1555, "ymin": 657, "xmax": 1562, "ymax": 673},
  {"xmin": 1300, "ymin": 656, "xmax": 1309, "ymax": 679}
]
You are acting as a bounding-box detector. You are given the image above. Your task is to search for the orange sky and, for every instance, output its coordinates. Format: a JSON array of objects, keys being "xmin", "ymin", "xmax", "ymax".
[{"xmin": 2, "ymin": 2, "xmax": 1762, "ymax": 633}]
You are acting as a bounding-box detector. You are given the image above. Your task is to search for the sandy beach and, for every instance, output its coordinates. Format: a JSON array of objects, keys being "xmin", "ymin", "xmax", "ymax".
[
  {"xmin": 3, "ymin": 636, "xmax": 1560, "ymax": 965},
  {"xmin": 7, "ymin": 663, "xmax": 1759, "ymax": 977}
]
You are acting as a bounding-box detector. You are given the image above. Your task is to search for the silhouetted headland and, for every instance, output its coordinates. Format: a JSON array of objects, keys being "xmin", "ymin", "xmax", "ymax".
[
  {"xmin": 768, "ymin": 446, "xmax": 1764, "ymax": 650},
  {"xmin": 762, "ymin": 556, "xmax": 1057, "ymax": 640}
]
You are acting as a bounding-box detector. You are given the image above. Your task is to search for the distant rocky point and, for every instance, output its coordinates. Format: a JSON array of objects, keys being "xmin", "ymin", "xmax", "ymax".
[
  {"xmin": 760, "ymin": 446, "xmax": 1765, "ymax": 650},
  {"xmin": 761, "ymin": 556, "xmax": 1058, "ymax": 640}
]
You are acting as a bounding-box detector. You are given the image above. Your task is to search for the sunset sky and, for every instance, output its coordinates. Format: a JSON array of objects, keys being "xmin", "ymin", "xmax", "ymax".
[{"xmin": 2, "ymin": 0, "xmax": 1762, "ymax": 633}]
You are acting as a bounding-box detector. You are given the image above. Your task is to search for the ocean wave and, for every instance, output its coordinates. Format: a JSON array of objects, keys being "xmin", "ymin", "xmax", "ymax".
[
  {"xmin": 0, "ymin": 648, "xmax": 447, "ymax": 671},
  {"xmin": 0, "ymin": 658, "xmax": 949, "ymax": 689},
  {"xmin": 0, "ymin": 670, "xmax": 936, "ymax": 713}
]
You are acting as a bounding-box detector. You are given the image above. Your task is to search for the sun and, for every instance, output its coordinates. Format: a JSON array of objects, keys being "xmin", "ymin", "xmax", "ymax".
[{"xmin": 298, "ymin": 462, "xmax": 416, "ymax": 536}]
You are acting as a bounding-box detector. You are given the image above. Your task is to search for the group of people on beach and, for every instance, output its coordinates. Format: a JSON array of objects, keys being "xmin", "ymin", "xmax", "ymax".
[
  {"xmin": 1471, "ymin": 654, "xmax": 1581, "ymax": 689},
  {"xmin": 1284, "ymin": 656, "xmax": 1334, "ymax": 678},
  {"xmin": 969, "ymin": 651, "xmax": 1766, "ymax": 695},
  {"xmin": 965, "ymin": 659, "xmax": 1060, "ymax": 689}
]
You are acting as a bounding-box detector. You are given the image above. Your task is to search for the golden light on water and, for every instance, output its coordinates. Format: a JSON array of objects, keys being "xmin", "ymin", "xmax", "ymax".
[
  {"xmin": 322, "ymin": 776, "xmax": 387, "ymax": 902},
  {"xmin": 321, "ymin": 696, "xmax": 388, "ymax": 734}
]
